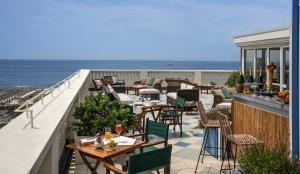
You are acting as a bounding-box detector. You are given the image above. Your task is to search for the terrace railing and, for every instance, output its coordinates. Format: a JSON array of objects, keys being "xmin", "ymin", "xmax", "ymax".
[
  {"xmin": 90, "ymin": 69, "xmax": 234, "ymax": 87},
  {"xmin": 14, "ymin": 69, "xmax": 83, "ymax": 128}
]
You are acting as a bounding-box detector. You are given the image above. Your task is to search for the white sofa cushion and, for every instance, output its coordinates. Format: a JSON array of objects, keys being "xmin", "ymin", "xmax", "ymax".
[
  {"xmin": 166, "ymin": 92, "xmax": 177, "ymax": 100},
  {"xmin": 180, "ymin": 83, "xmax": 194, "ymax": 90},
  {"xmin": 117, "ymin": 93, "xmax": 134, "ymax": 104},
  {"xmin": 139, "ymin": 88, "xmax": 160, "ymax": 95}
]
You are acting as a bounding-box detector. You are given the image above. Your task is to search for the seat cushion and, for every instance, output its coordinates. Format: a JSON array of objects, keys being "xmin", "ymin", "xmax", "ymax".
[
  {"xmin": 166, "ymin": 92, "xmax": 177, "ymax": 100},
  {"xmin": 216, "ymin": 102, "xmax": 231, "ymax": 109},
  {"xmin": 180, "ymin": 83, "xmax": 194, "ymax": 90},
  {"xmin": 117, "ymin": 93, "xmax": 134, "ymax": 103},
  {"xmin": 160, "ymin": 111, "xmax": 182, "ymax": 117},
  {"xmin": 139, "ymin": 88, "xmax": 160, "ymax": 94}
]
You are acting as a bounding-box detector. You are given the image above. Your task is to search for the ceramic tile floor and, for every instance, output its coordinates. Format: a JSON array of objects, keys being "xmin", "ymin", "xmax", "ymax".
[{"xmin": 68, "ymin": 93, "xmax": 223, "ymax": 174}]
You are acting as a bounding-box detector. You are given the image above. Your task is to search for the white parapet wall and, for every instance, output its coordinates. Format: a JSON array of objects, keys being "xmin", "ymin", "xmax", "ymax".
[
  {"xmin": 0, "ymin": 69, "xmax": 90, "ymax": 174},
  {"xmin": 90, "ymin": 69, "xmax": 234, "ymax": 87}
]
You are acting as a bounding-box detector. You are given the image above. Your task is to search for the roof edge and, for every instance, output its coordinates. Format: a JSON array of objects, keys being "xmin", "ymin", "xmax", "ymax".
[{"xmin": 234, "ymin": 26, "xmax": 290, "ymax": 39}]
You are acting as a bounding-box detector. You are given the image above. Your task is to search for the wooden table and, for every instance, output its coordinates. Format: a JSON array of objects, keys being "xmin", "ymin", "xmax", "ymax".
[
  {"xmin": 199, "ymin": 85, "xmax": 214, "ymax": 94},
  {"xmin": 127, "ymin": 85, "xmax": 148, "ymax": 95},
  {"xmin": 66, "ymin": 140, "xmax": 144, "ymax": 174},
  {"xmin": 141, "ymin": 102, "xmax": 168, "ymax": 122}
]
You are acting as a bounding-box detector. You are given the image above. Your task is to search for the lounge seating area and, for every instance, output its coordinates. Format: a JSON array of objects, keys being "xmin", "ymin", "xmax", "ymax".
[{"xmin": 65, "ymin": 76, "xmax": 240, "ymax": 174}]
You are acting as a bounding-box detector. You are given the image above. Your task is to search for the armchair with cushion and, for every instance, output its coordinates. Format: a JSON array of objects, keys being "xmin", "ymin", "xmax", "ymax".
[
  {"xmin": 211, "ymin": 87, "xmax": 235, "ymax": 108},
  {"xmin": 166, "ymin": 83, "xmax": 199, "ymax": 110}
]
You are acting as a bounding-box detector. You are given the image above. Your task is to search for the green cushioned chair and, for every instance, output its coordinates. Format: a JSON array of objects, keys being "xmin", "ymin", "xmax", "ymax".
[
  {"xmin": 104, "ymin": 145, "xmax": 172, "ymax": 174},
  {"xmin": 134, "ymin": 118, "xmax": 169, "ymax": 154},
  {"xmin": 159, "ymin": 97, "xmax": 184, "ymax": 137}
]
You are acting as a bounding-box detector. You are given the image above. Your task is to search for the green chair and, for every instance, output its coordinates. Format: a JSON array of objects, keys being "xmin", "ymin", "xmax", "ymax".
[
  {"xmin": 159, "ymin": 97, "xmax": 184, "ymax": 137},
  {"xmin": 104, "ymin": 145, "xmax": 172, "ymax": 174},
  {"xmin": 134, "ymin": 118, "xmax": 169, "ymax": 154}
]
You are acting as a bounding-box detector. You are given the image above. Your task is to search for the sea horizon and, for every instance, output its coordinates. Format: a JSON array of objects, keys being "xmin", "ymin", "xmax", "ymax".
[{"xmin": 0, "ymin": 59, "xmax": 239, "ymax": 88}]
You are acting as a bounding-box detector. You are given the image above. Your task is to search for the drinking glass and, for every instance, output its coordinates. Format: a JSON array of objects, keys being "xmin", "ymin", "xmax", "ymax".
[
  {"xmin": 104, "ymin": 127, "xmax": 112, "ymax": 141},
  {"xmin": 115, "ymin": 123, "xmax": 123, "ymax": 139}
]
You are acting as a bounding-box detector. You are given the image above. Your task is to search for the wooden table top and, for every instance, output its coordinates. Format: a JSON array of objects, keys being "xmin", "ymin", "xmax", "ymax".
[{"xmin": 67, "ymin": 140, "xmax": 144, "ymax": 159}]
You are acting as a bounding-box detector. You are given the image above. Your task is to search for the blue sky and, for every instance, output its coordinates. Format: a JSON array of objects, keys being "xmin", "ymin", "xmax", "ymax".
[{"xmin": 0, "ymin": 0, "xmax": 289, "ymax": 61}]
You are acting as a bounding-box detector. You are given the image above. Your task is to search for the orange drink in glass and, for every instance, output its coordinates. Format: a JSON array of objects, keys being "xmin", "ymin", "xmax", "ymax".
[{"xmin": 104, "ymin": 127, "xmax": 112, "ymax": 140}]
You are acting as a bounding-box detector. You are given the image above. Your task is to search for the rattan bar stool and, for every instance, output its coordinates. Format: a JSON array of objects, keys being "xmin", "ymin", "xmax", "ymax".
[
  {"xmin": 195, "ymin": 101, "xmax": 221, "ymax": 173},
  {"xmin": 217, "ymin": 111, "xmax": 263, "ymax": 174}
]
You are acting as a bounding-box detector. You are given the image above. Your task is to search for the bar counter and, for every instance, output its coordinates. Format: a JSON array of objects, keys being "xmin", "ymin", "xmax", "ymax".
[{"xmin": 232, "ymin": 93, "xmax": 289, "ymax": 147}]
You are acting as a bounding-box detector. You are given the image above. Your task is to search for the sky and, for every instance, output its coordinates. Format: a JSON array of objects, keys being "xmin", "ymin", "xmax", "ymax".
[{"xmin": 0, "ymin": 0, "xmax": 289, "ymax": 61}]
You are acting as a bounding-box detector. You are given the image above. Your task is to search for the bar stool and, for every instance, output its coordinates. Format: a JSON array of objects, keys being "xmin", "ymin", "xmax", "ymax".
[
  {"xmin": 217, "ymin": 111, "xmax": 263, "ymax": 174},
  {"xmin": 195, "ymin": 101, "xmax": 221, "ymax": 173}
]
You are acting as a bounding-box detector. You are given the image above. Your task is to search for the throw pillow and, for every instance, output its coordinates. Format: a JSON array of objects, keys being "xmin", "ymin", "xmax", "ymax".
[
  {"xmin": 180, "ymin": 83, "xmax": 188, "ymax": 89},
  {"xmin": 112, "ymin": 76, "xmax": 119, "ymax": 84},
  {"xmin": 141, "ymin": 78, "xmax": 147, "ymax": 85},
  {"xmin": 94, "ymin": 79, "xmax": 102, "ymax": 86},
  {"xmin": 221, "ymin": 87, "xmax": 232, "ymax": 99},
  {"xmin": 148, "ymin": 78, "xmax": 155, "ymax": 86}
]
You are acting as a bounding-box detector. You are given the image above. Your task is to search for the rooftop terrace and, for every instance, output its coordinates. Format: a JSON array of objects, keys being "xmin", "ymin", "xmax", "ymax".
[{"xmin": 0, "ymin": 69, "xmax": 232, "ymax": 174}]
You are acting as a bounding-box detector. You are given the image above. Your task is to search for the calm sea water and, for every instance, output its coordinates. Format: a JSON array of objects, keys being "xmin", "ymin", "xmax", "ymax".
[{"xmin": 0, "ymin": 60, "xmax": 239, "ymax": 88}]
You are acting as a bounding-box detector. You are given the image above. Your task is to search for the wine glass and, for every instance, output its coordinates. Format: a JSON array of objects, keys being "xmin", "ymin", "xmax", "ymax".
[
  {"xmin": 258, "ymin": 83, "xmax": 264, "ymax": 98},
  {"xmin": 115, "ymin": 123, "xmax": 123, "ymax": 140}
]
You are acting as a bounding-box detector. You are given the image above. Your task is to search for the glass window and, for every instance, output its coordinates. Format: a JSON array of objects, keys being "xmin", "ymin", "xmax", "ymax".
[
  {"xmin": 256, "ymin": 49, "xmax": 266, "ymax": 80},
  {"xmin": 269, "ymin": 48, "xmax": 280, "ymax": 84},
  {"xmin": 244, "ymin": 49, "xmax": 254, "ymax": 77},
  {"xmin": 283, "ymin": 48, "xmax": 289, "ymax": 87}
]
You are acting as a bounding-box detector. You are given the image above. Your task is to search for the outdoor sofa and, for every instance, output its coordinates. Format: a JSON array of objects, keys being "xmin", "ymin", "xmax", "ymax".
[{"xmin": 133, "ymin": 78, "xmax": 163, "ymax": 92}]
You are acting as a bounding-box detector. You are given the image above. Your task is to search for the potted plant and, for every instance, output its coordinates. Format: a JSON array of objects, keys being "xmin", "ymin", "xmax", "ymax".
[
  {"xmin": 227, "ymin": 71, "xmax": 240, "ymax": 87},
  {"xmin": 239, "ymin": 144, "xmax": 300, "ymax": 174},
  {"xmin": 236, "ymin": 73, "xmax": 244, "ymax": 93},
  {"xmin": 72, "ymin": 91, "xmax": 136, "ymax": 163}
]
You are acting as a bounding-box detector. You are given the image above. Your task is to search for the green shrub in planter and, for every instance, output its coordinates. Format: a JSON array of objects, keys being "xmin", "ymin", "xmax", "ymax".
[
  {"xmin": 239, "ymin": 144, "xmax": 300, "ymax": 174},
  {"xmin": 227, "ymin": 71, "xmax": 241, "ymax": 87},
  {"xmin": 73, "ymin": 92, "xmax": 136, "ymax": 136}
]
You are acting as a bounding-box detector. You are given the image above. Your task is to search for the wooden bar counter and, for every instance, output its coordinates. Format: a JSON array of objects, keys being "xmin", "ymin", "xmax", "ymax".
[{"xmin": 232, "ymin": 93, "xmax": 289, "ymax": 148}]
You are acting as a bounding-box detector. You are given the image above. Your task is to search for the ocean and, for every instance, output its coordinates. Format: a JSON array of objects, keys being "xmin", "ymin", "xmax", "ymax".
[{"xmin": 0, "ymin": 60, "xmax": 239, "ymax": 88}]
